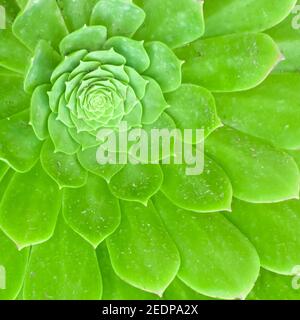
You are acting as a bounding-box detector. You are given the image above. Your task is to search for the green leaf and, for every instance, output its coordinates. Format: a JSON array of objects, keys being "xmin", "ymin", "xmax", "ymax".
[
  {"xmin": 267, "ymin": 5, "xmax": 300, "ymax": 72},
  {"xmin": 51, "ymin": 50, "xmax": 87, "ymax": 83},
  {"xmin": 0, "ymin": 162, "xmax": 61, "ymax": 249},
  {"xmin": 57, "ymin": 0, "xmax": 99, "ymax": 31},
  {"xmin": 48, "ymin": 73, "xmax": 69, "ymax": 112},
  {"xmin": 104, "ymin": 36, "xmax": 150, "ymax": 73},
  {"xmin": 0, "ymin": 0, "xmax": 20, "ymax": 26},
  {"xmin": 0, "ymin": 110, "xmax": 41, "ymax": 172},
  {"xmin": 0, "ymin": 230, "xmax": 29, "ymax": 300},
  {"xmin": 90, "ymin": 0, "xmax": 145, "ymax": 38},
  {"xmin": 141, "ymin": 112, "xmax": 176, "ymax": 163},
  {"xmin": 165, "ymin": 84, "xmax": 221, "ymax": 142},
  {"xmin": 84, "ymin": 48, "xmax": 126, "ymax": 66},
  {"xmin": 143, "ymin": 41, "xmax": 182, "ymax": 93},
  {"xmin": 134, "ymin": 0, "xmax": 204, "ymax": 48},
  {"xmin": 154, "ymin": 193, "xmax": 260, "ymax": 300},
  {"xmin": 107, "ymin": 200, "xmax": 180, "ymax": 295},
  {"xmin": 0, "ymin": 30, "xmax": 31, "ymax": 74},
  {"xmin": 30, "ymin": 84, "xmax": 51, "ymax": 140},
  {"xmin": 48, "ymin": 113, "xmax": 79, "ymax": 155},
  {"xmin": 203, "ymin": 0, "xmax": 297, "ymax": 38},
  {"xmin": 141, "ymin": 77, "xmax": 169, "ymax": 124},
  {"xmin": 125, "ymin": 66, "xmax": 148, "ymax": 100},
  {"xmin": 161, "ymin": 157, "xmax": 232, "ymax": 213},
  {"xmin": 12, "ymin": 0, "xmax": 68, "ymax": 51},
  {"xmin": 0, "ymin": 72, "xmax": 29, "ymax": 120},
  {"xmin": 109, "ymin": 164, "xmax": 163, "ymax": 205},
  {"xmin": 23, "ymin": 215, "xmax": 102, "ymax": 300},
  {"xmin": 97, "ymin": 243, "xmax": 159, "ymax": 300},
  {"xmin": 40, "ymin": 139, "xmax": 88, "ymax": 189},
  {"xmin": 0, "ymin": 168, "xmax": 13, "ymax": 201},
  {"xmin": 15, "ymin": 0, "xmax": 27, "ymax": 9},
  {"xmin": 163, "ymin": 278, "xmax": 214, "ymax": 300},
  {"xmin": 247, "ymin": 269, "xmax": 300, "ymax": 300},
  {"xmin": 175, "ymin": 33, "xmax": 282, "ymax": 92},
  {"xmin": 63, "ymin": 174, "xmax": 120, "ymax": 248},
  {"xmin": 206, "ymin": 126, "xmax": 300, "ymax": 203},
  {"xmin": 24, "ymin": 40, "xmax": 61, "ymax": 92},
  {"xmin": 215, "ymin": 73, "xmax": 300, "ymax": 150},
  {"xmin": 226, "ymin": 199, "xmax": 300, "ymax": 275},
  {"xmin": 59, "ymin": 26, "xmax": 107, "ymax": 56},
  {"xmin": 0, "ymin": 161, "xmax": 8, "ymax": 181},
  {"xmin": 77, "ymin": 147, "xmax": 124, "ymax": 182}
]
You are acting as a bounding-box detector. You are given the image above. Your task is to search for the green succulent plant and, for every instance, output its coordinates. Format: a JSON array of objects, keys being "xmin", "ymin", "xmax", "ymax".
[{"xmin": 0, "ymin": 0, "xmax": 300, "ymax": 300}]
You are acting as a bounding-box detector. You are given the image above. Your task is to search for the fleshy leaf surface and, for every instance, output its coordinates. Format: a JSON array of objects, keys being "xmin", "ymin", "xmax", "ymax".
[
  {"xmin": 0, "ymin": 230, "xmax": 29, "ymax": 300},
  {"xmin": 0, "ymin": 162, "xmax": 61, "ymax": 249},
  {"xmin": 143, "ymin": 41, "xmax": 182, "ymax": 93},
  {"xmin": 0, "ymin": 72, "xmax": 30, "ymax": 119},
  {"xmin": 23, "ymin": 215, "xmax": 102, "ymax": 300},
  {"xmin": 215, "ymin": 73, "xmax": 300, "ymax": 150},
  {"xmin": 175, "ymin": 33, "xmax": 282, "ymax": 92},
  {"xmin": 77, "ymin": 147, "xmax": 124, "ymax": 182},
  {"xmin": 226, "ymin": 199, "xmax": 300, "ymax": 275},
  {"xmin": 206, "ymin": 126, "xmax": 300, "ymax": 203},
  {"xmin": 97, "ymin": 243, "xmax": 159, "ymax": 300},
  {"xmin": 57, "ymin": 0, "xmax": 99, "ymax": 31},
  {"xmin": 0, "ymin": 30, "xmax": 31, "ymax": 74},
  {"xmin": 12, "ymin": 0, "xmax": 68, "ymax": 51},
  {"xmin": 247, "ymin": 269, "xmax": 300, "ymax": 300},
  {"xmin": 154, "ymin": 193, "xmax": 260, "ymax": 300},
  {"xmin": 90, "ymin": 0, "xmax": 145, "ymax": 37},
  {"xmin": 134, "ymin": 0, "xmax": 204, "ymax": 48},
  {"xmin": 63, "ymin": 174, "xmax": 121, "ymax": 248},
  {"xmin": 161, "ymin": 157, "xmax": 232, "ymax": 213},
  {"xmin": 203, "ymin": 0, "xmax": 297, "ymax": 37},
  {"xmin": 0, "ymin": 110, "xmax": 41, "ymax": 172},
  {"xmin": 40, "ymin": 139, "xmax": 88, "ymax": 189},
  {"xmin": 165, "ymin": 84, "xmax": 221, "ymax": 142},
  {"xmin": 107, "ymin": 200, "xmax": 180, "ymax": 295},
  {"xmin": 109, "ymin": 164, "xmax": 163, "ymax": 205}
]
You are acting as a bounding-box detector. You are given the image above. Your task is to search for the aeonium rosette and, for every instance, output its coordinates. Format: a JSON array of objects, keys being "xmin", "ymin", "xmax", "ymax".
[{"xmin": 1, "ymin": 0, "xmax": 300, "ymax": 301}]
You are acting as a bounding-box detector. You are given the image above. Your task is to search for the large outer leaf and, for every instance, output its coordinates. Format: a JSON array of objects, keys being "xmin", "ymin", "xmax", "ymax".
[
  {"xmin": 0, "ymin": 230, "xmax": 29, "ymax": 300},
  {"xmin": 23, "ymin": 215, "xmax": 102, "ymax": 300},
  {"xmin": 12, "ymin": 0, "xmax": 68, "ymax": 51},
  {"xmin": 154, "ymin": 193, "xmax": 260, "ymax": 300},
  {"xmin": 0, "ymin": 72, "xmax": 29, "ymax": 119},
  {"xmin": 41, "ymin": 139, "xmax": 87, "ymax": 189},
  {"xmin": 0, "ymin": 110, "xmax": 42, "ymax": 172},
  {"xmin": 90, "ymin": 0, "xmax": 145, "ymax": 38},
  {"xmin": 226, "ymin": 199, "xmax": 300, "ymax": 275},
  {"xmin": 107, "ymin": 200, "xmax": 180, "ymax": 295},
  {"xmin": 143, "ymin": 41, "xmax": 182, "ymax": 93},
  {"xmin": 206, "ymin": 126, "xmax": 300, "ymax": 203},
  {"xmin": 165, "ymin": 84, "xmax": 221, "ymax": 141},
  {"xmin": 161, "ymin": 157, "xmax": 232, "ymax": 213},
  {"xmin": 134, "ymin": 0, "xmax": 204, "ymax": 48},
  {"xmin": 175, "ymin": 33, "xmax": 281, "ymax": 92},
  {"xmin": 57, "ymin": 0, "xmax": 99, "ymax": 31},
  {"xmin": 63, "ymin": 174, "xmax": 120, "ymax": 248},
  {"xmin": 203, "ymin": 0, "xmax": 297, "ymax": 38},
  {"xmin": 24, "ymin": 40, "xmax": 61, "ymax": 93},
  {"xmin": 267, "ymin": 1, "xmax": 300, "ymax": 73},
  {"xmin": 163, "ymin": 278, "xmax": 213, "ymax": 300},
  {"xmin": 0, "ymin": 0, "xmax": 20, "ymax": 27},
  {"xmin": 109, "ymin": 164, "xmax": 163, "ymax": 205},
  {"xmin": 0, "ymin": 162, "xmax": 61, "ymax": 249},
  {"xmin": 97, "ymin": 243, "xmax": 159, "ymax": 300},
  {"xmin": 0, "ymin": 30, "xmax": 31, "ymax": 74},
  {"xmin": 247, "ymin": 269, "xmax": 300, "ymax": 300},
  {"xmin": 215, "ymin": 73, "xmax": 300, "ymax": 150}
]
